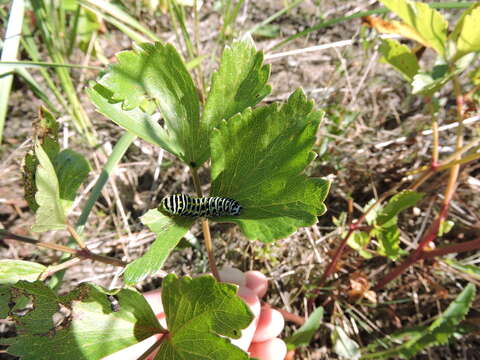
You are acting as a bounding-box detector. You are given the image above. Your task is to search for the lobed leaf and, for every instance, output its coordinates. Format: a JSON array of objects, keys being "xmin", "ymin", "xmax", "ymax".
[
  {"xmin": 156, "ymin": 274, "xmax": 253, "ymax": 359},
  {"xmin": 1, "ymin": 280, "xmax": 162, "ymax": 360},
  {"xmin": 379, "ymin": 0, "xmax": 448, "ymax": 56},
  {"xmin": 285, "ymin": 307, "xmax": 324, "ymax": 350},
  {"xmin": 201, "ymin": 36, "xmax": 271, "ymax": 164},
  {"xmin": 376, "ymin": 190, "xmax": 423, "ymax": 226},
  {"xmin": 123, "ymin": 209, "xmax": 193, "ymax": 285},
  {"xmin": 379, "ymin": 38, "xmax": 419, "ymax": 82},
  {"xmin": 210, "ymin": 89, "xmax": 330, "ymax": 242},
  {"xmin": 88, "ymin": 42, "xmax": 203, "ymax": 166}
]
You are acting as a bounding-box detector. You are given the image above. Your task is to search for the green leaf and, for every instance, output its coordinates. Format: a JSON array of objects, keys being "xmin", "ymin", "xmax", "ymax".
[
  {"xmin": 379, "ymin": 38, "xmax": 419, "ymax": 82},
  {"xmin": 375, "ymin": 223, "xmax": 403, "ymax": 261},
  {"xmin": 332, "ymin": 326, "xmax": 361, "ymax": 360},
  {"xmin": 210, "ymin": 89, "xmax": 330, "ymax": 242},
  {"xmin": 401, "ymin": 283, "xmax": 476, "ymax": 358},
  {"xmin": 89, "ymin": 42, "xmax": 202, "ymax": 166},
  {"xmin": 202, "ymin": 37, "xmax": 271, "ymax": 164},
  {"xmin": 438, "ymin": 219, "xmax": 454, "ymax": 236},
  {"xmin": 22, "ymin": 106, "xmax": 60, "ymax": 213},
  {"xmin": 285, "ymin": 307, "xmax": 323, "ymax": 350},
  {"xmin": 348, "ymin": 231, "xmax": 373, "ymax": 259},
  {"xmin": 363, "ymin": 283, "xmax": 476, "ymax": 359},
  {"xmin": 451, "ymin": 3, "xmax": 480, "ymax": 61},
  {"xmin": 156, "ymin": 274, "xmax": 253, "ymax": 359},
  {"xmin": 379, "ymin": 0, "xmax": 448, "ymax": 56},
  {"xmin": 377, "ymin": 190, "xmax": 423, "ymax": 226},
  {"xmin": 123, "ymin": 209, "xmax": 194, "ymax": 285},
  {"xmin": 2, "ymin": 280, "xmax": 162, "ymax": 360},
  {"xmin": 54, "ymin": 149, "xmax": 91, "ymax": 213},
  {"xmin": 87, "ymin": 85, "xmax": 181, "ymax": 156},
  {"xmin": 31, "ymin": 143, "xmax": 67, "ymax": 232},
  {"xmin": 0, "ymin": 260, "xmax": 46, "ymax": 285}
]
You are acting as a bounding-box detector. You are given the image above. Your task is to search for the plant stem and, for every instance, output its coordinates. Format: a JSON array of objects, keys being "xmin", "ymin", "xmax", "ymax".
[
  {"xmin": 0, "ymin": 230, "xmax": 126, "ymax": 267},
  {"xmin": 373, "ymin": 72, "xmax": 467, "ymax": 291},
  {"xmin": 191, "ymin": 167, "xmax": 220, "ymax": 280},
  {"xmin": 319, "ymin": 187, "xmax": 398, "ymax": 285},
  {"xmin": 421, "ymin": 237, "xmax": 480, "ymax": 260},
  {"xmin": 39, "ymin": 257, "xmax": 84, "ymax": 281},
  {"xmin": 427, "ymin": 97, "xmax": 439, "ymax": 165},
  {"xmin": 67, "ymin": 223, "xmax": 86, "ymax": 248}
]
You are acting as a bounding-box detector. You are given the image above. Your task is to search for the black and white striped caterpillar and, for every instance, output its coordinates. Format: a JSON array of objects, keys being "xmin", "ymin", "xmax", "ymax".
[{"xmin": 160, "ymin": 194, "xmax": 242, "ymax": 217}]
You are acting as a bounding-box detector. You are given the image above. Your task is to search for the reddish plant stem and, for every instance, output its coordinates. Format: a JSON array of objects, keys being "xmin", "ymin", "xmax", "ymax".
[
  {"xmin": 372, "ymin": 205, "xmax": 447, "ymax": 291},
  {"xmin": 319, "ymin": 188, "xmax": 398, "ymax": 286},
  {"xmin": 421, "ymin": 237, "xmax": 480, "ymax": 260},
  {"xmin": 373, "ymin": 72, "xmax": 466, "ymax": 291},
  {"xmin": 274, "ymin": 306, "xmax": 305, "ymax": 326}
]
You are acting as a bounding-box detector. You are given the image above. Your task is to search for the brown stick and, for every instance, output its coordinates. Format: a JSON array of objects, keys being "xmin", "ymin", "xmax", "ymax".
[
  {"xmin": 190, "ymin": 167, "xmax": 220, "ymax": 280},
  {"xmin": 0, "ymin": 230, "xmax": 126, "ymax": 267}
]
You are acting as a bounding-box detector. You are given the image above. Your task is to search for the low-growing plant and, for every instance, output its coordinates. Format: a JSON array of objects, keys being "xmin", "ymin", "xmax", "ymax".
[{"xmin": 1, "ymin": 0, "xmax": 479, "ymax": 359}]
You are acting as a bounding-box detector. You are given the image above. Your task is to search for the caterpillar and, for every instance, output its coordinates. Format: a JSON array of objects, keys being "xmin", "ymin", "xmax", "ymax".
[{"xmin": 160, "ymin": 194, "xmax": 242, "ymax": 217}]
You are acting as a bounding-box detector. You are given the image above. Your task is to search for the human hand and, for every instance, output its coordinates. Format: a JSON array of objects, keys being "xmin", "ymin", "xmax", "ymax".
[{"xmin": 104, "ymin": 268, "xmax": 286, "ymax": 360}]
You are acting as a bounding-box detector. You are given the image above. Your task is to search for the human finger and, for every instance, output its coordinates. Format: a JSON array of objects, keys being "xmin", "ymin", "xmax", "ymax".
[
  {"xmin": 244, "ymin": 271, "xmax": 268, "ymax": 298},
  {"xmin": 249, "ymin": 338, "xmax": 287, "ymax": 360},
  {"xmin": 252, "ymin": 306, "xmax": 284, "ymax": 342}
]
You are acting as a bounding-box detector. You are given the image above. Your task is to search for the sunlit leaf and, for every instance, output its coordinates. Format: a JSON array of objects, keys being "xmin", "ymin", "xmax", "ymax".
[
  {"xmin": 379, "ymin": 38, "xmax": 419, "ymax": 82},
  {"xmin": 88, "ymin": 42, "xmax": 203, "ymax": 166},
  {"xmin": 156, "ymin": 274, "xmax": 252, "ymax": 359},
  {"xmin": 1, "ymin": 281, "xmax": 162, "ymax": 359},
  {"xmin": 123, "ymin": 209, "xmax": 194, "ymax": 285},
  {"xmin": 202, "ymin": 36, "xmax": 271, "ymax": 165},
  {"xmin": 0, "ymin": 260, "xmax": 46, "ymax": 285},
  {"xmin": 451, "ymin": 3, "xmax": 480, "ymax": 61},
  {"xmin": 210, "ymin": 89, "xmax": 330, "ymax": 242},
  {"xmin": 379, "ymin": 0, "xmax": 448, "ymax": 56},
  {"xmin": 31, "ymin": 143, "xmax": 66, "ymax": 232}
]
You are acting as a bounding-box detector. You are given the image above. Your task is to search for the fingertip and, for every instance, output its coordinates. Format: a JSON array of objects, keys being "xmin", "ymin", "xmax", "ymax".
[
  {"xmin": 249, "ymin": 338, "xmax": 287, "ymax": 360},
  {"xmin": 252, "ymin": 307, "xmax": 284, "ymax": 342},
  {"xmin": 245, "ymin": 271, "xmax": 268, "ymax": 298}
]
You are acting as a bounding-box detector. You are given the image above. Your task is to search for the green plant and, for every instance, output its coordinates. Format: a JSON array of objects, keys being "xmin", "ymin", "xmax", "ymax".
[{"xmin": 0, "ymin": 36, "xmax": 330, "ymax": 359}]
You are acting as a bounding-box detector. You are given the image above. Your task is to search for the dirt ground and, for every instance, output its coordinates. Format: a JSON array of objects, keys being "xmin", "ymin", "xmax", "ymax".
[{"xmin": 1, "ymin": 1, "xmax": 479, "ymax": 359}]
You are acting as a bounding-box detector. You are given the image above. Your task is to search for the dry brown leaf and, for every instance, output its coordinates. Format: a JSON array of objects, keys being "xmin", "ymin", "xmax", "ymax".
[{"xmin": 362, "ymin": 15, "xmax": 430, "ymax": 49}]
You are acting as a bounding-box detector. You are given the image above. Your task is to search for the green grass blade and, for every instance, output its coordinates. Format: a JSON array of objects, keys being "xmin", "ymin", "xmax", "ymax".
[
  {"xmin": 76, "ymin": 132, "xmax": 136, "ymax": 231},
  {"xmin": 0, "ymin": 60, "xmax": 102, "ymax": 70},
  {"xmin": 79, "ymin": 0, "xmax": 160, "ymax": 42},
  {"xmin": 0, "ymin": 0, "xmax": 25, "ymax": 144}
]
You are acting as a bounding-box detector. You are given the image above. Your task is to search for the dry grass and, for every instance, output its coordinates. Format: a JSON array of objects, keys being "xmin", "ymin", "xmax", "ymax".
[{"xmin": 1, "ymin": 1, "xmax": 479, "ymax": 359}]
